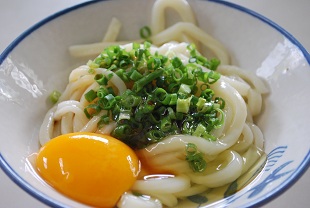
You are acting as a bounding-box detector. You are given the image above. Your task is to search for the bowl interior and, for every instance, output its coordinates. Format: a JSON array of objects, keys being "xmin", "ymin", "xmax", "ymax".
[{"xmin": 0, "ymin": 0, "xmax": 309, "ymax": 207}]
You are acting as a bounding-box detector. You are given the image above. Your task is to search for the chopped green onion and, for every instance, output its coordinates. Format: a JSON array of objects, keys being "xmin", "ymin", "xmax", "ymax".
[
  {"xmin": 172, "ymin": 68, "xmax": 184, "ymax": 82},
  {"xmin": 200, "ymin": 88, "xmax": 214, "ymax": 101},
  {"xmin": 193, "ymin": 123, "xmax": 207, "ymax": 138},
  {"xmin": 171, "ymin": 57, "xmax": 183, "ymax": 68},
  {"xmin": 168, "ymin": 93, "xmax": 178, "ymax": 105},
  {"xmin": 215, "ymin": 97, "xmax": 226, "ymax": 109},
  {"xmin": 144, "ymin": 41, "xmax": 152, "ymax": 49},
  {"xmin": 140, "ymin": 26, "xmax": 152, "ymax": 39},
  {"xmin": 49, "ymin": 90, "xmax": 61, "ymax": 104},
  {"xmin": 97, "ymin": 87, "xmax": 109, "ymax": 99},
  {"xmin": 133, "ymin": 69, "xmax": 164, "ymax": 92},
  {"xmin": 84, "ymin": 104, "xmax": 101, "ymax": 119},
  {"xmin": 167, "ymin": 107, "xmax": 176, "ymax": 120},
  {"xmin": 154, "ymin": 88, "xmax": 168, "ymax": 102},
  {"xmin": 99, "ymin": 94, "xmax": 116, "ymax": 110},
  {"xmin": 206, "ymin": 58, "xmax": 221, "ymax": 71},
  {"xmin": 97, "ymin": 114, "xmax": 110, "ymax": 129},
  {"xmin": 160, "ymin": 117, "xmax": 172, "ymax": 132},
  {"xmin": 112, "ymin": 124, "xmax": 132, "ymax": 139},
  {"xmin": 146, "ymin": 130, "xmax": 164, "ymax": 143},
  {"xmin": 196, "ymin": 97, "xmax": 206, "ymax": 112},
  {"xmin": 121, "ymin": 92, "xmax": 141, "ymax": 108},
  {"xmin": 84, "ymin": 89, "xmax": 97, "ymax": 102},
  {"xmin": 133, "ymin": 42, "xmax": 140, "ymax": 50},
  {"xmin": 130, "ymin": 70, "xmax": 143, "ymax": 81},
  {"xmin": 147, "ymin": 57, "xmax": 161, "ymax": 70},
  {"xmin": 95, "ymin": 74, "xmax": 109, "ymax": 85},
  {"xmin": 87, "ymin": 60, "xmax": 99, "ymax": 72},
  {"xmin": 177, "ymin": 96, "xmax": 192, "ymax": 114},
  {"xmin": 178, "ymin": 84, "xmax": 192, "ymax": 95},
  {"xmin": 185, "ymin": 143, "xmax": 207, "ymax": 172},
  {"xmin": 206, "ymin": 71, "xmax": 221, "ymax": 84},
  {"xmin": 118, "ymin": 109, "xmax": 131, "ymax": 121},
  {"xmin": 168, "ymin": 83, "xmax": 180, "ymax": 93},
  {"xmin": 115, "ymin": 69, "xmax": 129, "ymax": 82},
  {"xmin": 213, "ymin": 108, "xmax": 225, "ymax": 129},
  {"xmin": 83, "ymin": 42, "xmax": 224, "ymax": 149},
  {"xmin": 202, "ymin": 132, "xmax": 217, "ymax": 141}
]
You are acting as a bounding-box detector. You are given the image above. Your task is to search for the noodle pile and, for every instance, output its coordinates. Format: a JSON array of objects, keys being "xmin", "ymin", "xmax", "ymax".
[{"xmin": 39, "ymin": 0, "xmax": 269, "ymax": 207}]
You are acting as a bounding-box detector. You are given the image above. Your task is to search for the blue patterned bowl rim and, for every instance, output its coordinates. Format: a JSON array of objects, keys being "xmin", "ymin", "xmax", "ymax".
[{"xmin": 0, "ymin": 0, "xmax": 309, "ymax": 207}]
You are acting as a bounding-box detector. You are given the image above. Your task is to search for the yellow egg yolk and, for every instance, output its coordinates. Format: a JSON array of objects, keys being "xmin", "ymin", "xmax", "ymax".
[{"xmin": 36, "ymin": 132, "xmax": 140, "ymax": 208}]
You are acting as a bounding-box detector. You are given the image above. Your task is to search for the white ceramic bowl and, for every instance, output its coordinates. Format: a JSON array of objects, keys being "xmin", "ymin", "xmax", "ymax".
[{"xmin": 0, "ymin": 0, "xmax": 309, "ymax": 207}]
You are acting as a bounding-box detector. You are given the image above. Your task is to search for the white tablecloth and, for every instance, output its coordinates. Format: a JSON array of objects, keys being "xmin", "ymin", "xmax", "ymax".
[{"xmin": 0, "ymin": 0, "xmax": 309, "ymax": 207}]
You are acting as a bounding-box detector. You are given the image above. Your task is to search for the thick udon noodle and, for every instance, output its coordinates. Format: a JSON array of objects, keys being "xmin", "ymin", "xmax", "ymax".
[{"xmin": 39, "ymin": 0, "xmax": 268, "ymax": 207}]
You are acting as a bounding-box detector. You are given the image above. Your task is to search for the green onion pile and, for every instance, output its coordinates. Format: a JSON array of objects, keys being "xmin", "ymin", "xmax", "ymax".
[{"xmin": 84, "ymin": 42, "xmax": 225, "ymax": 149}]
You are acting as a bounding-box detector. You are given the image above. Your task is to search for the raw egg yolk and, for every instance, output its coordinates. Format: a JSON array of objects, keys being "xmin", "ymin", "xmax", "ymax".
[{"xmin": 36, "ymin": 132, "xmax": 140, "ymax": 208}]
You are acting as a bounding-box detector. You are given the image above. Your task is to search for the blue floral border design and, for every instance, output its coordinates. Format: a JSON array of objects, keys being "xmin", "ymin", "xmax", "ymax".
[{"xmin": 225, "ymin": 145, "xmax": 295, "ymax": 206}]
